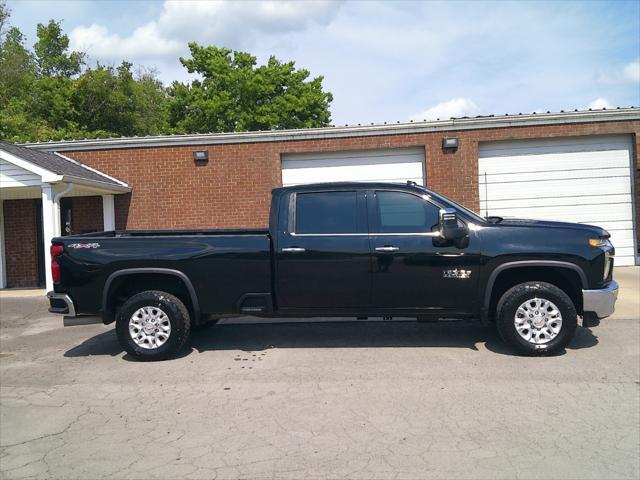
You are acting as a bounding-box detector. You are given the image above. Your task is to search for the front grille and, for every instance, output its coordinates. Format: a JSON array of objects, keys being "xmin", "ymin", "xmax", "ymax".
[{"xmin": 604, "ymin": 256, "xmax": 614, "ymax": 283}]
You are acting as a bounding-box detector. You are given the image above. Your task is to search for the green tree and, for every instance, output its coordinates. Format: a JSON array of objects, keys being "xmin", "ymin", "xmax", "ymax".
[
  {"xmin": 0, "ymin": 27, "xmax": 35, "ymax": 102},
  {"xmin": 0, "ymin": 23, "xmax": 39, "ymax": 141},
  {"xmin": 72, "ymin": 62, "xmax": 167, "ymax": 137},
  {"xmin": 168, "ymin": 43, "xmax": 333, "ymax": 133},
  {"xmin": 133, "ymin": 66, "xmax": 169, "ymax": 135},
  {"xmin": 0, "ymin": 8, "xmax": 334, "ymax": 143},
  {"xmin": 0, "ymin": 1, "xmax": 10, "ymax": 39},
  {"xmin": 33, "ymin": 20, "xmax": 84, "ymax": 77}
]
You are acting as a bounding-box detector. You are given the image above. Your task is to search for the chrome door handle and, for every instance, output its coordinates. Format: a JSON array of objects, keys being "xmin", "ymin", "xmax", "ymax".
[
  {"xmin": 282, "ymin": 247, "xmax": 306, "ymax": 253},
  {"xmin": 375, "ymin": 246, "xmax": 400, "ymax": 253}
]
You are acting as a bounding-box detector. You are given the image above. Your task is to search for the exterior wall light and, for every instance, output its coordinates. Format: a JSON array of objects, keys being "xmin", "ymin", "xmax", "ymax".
[
  {"xmin": 442, "ymin": 137, "xmax": 459, "ymax": 150},
  {"xmin": 193, "ymin": 150, "xmax": 209, "ymax": 165}
]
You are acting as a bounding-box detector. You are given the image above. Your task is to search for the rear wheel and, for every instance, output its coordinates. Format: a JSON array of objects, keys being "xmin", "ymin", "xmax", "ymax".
[
  {"xmin": 116, "ymin": 290, "xmax": 191, "ymax": 360},
  {"xmin": 496, "ymin": 281, "xmax": 577, "ymax": 356}
]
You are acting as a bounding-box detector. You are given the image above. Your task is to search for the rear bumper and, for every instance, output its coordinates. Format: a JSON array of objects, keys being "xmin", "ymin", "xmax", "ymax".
[
  {"xmin": 47, "ymin": 292, "xmax": 76, "ymax": 317},
  {"xmin": 582, "ymin": 280, "xmax": 618, "ymax": 319}
]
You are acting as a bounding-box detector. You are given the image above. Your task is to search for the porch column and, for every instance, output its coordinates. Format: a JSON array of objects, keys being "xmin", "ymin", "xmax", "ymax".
[
  {"xmin": 102, "ymin": 194, "xmax": 115, "ymax": 231},
  {"xmin": 41, "ymin": 184, "xmax": 57, "ymax": 291}
]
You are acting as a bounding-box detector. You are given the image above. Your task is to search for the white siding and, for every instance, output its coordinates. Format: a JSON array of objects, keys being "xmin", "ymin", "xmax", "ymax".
[
  {"xmin": 479, "ymin": 135, "xmax": 637, "ymax": 266},
  {"xmin": 0, "ymin": 158, "xmax": 41, "ymax": 188},
  {"xmin": 281, "ymin": 148, "xmax": 425, "ymax": 187}
]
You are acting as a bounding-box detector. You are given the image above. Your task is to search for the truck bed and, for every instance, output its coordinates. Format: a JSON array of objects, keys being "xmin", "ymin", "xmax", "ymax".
[{"xmin": 53, "ymin": 229, "xmax": 273, "ymax": 318}]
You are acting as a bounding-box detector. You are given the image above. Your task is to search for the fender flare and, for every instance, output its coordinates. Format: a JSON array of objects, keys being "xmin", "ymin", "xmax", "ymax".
[
  {"xmin": 102, "ymin": 268, "xmax": 201, "ymax": 323},
  {"xmin": 483, "ymin": 260, "xmax": 588, "ymax": 313}
]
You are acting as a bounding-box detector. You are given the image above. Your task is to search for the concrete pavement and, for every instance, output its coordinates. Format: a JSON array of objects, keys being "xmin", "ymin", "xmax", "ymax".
[{"xmin": 0, "ymin": 268, "xmax": 638, "ymax": 479}]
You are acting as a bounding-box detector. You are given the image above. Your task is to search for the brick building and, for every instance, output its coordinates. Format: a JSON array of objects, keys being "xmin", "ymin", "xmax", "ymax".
[{"xmin": 1, "ymin": 108, "xmax": 639, "ymax": 289}]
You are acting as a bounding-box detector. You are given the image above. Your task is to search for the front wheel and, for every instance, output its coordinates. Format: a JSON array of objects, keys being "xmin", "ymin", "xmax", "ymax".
[
  {"xmin": 496, "ymin": 281, "xmax": 577, "ymax": 356},
  {"xmin": 116, "ymin": 290, "xmax": 191, "ymax": 361}
]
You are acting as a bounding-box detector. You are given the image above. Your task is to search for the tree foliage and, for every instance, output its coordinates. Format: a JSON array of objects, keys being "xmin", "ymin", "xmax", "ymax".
[
  {"xmin": 0, "ymin": 1, "xmax": 333, "ymax": 143},
  {"xmin": 168, "ymin": 43, "xmax": 333, "ymax": 133},
  {"xmin": 34, "ymin": 20, "xmax": 84, "ymax": 77}
]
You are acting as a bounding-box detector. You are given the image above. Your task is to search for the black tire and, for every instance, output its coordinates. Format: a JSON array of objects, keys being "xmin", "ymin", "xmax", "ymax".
[
  {"xmin": 496, "ymin": 281, "xmax": 577, "ymax": 356},
  {"xmin": 116, "ymin": 290, "xmax": 191, "ymax": 361}
]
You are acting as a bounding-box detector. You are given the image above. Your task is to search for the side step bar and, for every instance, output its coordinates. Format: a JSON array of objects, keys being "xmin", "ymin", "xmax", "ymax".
[{"xmin": 63, "ymin": 316, "xmax": 102, "ymax": 327}]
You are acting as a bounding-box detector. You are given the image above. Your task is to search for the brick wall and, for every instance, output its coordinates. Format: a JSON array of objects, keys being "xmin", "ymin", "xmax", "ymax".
[
  {"xmin": 69, "ymin": 196, "xmax": 103, "ymax": 234},
  {"xmin": 2, "ymin": 199, "xmax": 41, "ymax": 288},
  {"xmin": 66, "ymin": 120, "xmax": 640, "ymax": 235}
]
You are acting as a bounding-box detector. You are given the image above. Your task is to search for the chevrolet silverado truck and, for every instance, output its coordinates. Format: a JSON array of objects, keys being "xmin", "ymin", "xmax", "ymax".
[{"xmin": 47, "ymin": 182, "xmax": 618, "ymax": 360}]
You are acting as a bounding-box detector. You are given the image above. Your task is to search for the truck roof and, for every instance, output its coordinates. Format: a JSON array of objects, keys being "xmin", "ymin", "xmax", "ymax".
[{"xmin": 273, "ymin": 181, "xmax": 429, "ymax": 194}]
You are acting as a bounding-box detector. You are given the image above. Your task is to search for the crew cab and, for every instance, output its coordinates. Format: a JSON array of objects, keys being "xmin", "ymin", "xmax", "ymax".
[{"xmin": 47, "ymin": 182, "xmax": 618, "ymax": 360}]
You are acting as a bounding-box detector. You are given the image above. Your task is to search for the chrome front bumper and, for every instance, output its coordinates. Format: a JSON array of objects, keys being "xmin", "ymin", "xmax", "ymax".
[
  {"xmin": 47, "ymin": 292, "xmax": 76, "ymax": 317},
  {"xmin": 582, "ymin": 280, "xmax": 618, "ymax": 319}
]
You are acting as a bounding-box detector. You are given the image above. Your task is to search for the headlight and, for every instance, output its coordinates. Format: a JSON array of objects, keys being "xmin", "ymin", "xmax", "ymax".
[{"xmin": 589, "ymin": 238, "xmax": 611, "ymax": 248}]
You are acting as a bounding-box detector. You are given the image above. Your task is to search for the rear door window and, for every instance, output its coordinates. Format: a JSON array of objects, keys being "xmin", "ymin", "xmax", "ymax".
[{"xmin": 295, "ymin": 191, "xmax": 359, "ymax": 234}]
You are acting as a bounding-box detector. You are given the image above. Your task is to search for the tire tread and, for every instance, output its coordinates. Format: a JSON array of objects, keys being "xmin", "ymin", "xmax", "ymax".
[
  {"xmin": 496, "ymin": 281, "xmax": 577, "ymax": 356},
  {"xmin": 116, "ymin": 290, "xmax": 191, "ymax": 361}
]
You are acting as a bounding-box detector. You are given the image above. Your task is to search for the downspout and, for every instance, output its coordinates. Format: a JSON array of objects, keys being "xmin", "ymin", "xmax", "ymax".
[
  {"xmin": 54, "ymin": 182, "xmax": 74, "ymax": 203},
  {"xmin": 53, "ymin": 182, "xmax": 74, "ymax": 237}
]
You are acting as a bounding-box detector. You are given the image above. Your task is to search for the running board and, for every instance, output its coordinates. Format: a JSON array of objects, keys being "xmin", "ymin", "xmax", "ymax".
[{"xmin": 63, "ymin": 316, "xmax": 102, "ymax": 327}]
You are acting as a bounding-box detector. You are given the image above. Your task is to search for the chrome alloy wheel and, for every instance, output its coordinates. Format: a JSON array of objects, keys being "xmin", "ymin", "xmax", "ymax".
[
  {"xmin": 129, "ymin": 306, "xmax": 171, "ymax": 349},
  {"xmin": 514, "ymin": 297, "xmax": 563, "ymax": 345}
]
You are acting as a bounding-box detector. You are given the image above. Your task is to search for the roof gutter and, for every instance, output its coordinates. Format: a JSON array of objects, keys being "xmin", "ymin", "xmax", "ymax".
[
  {"xmin": 21, "ymin": 108, "xmax": 640, "ymax": 152},
  {"xmin": 58, "ymin": 175, "xmax": 131, "ymax": 193}
]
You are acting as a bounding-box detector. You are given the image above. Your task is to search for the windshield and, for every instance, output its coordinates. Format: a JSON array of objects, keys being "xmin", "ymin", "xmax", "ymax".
[{"xmin": 418, "ymin": 188, "xmax": 487, "ymax": 223}]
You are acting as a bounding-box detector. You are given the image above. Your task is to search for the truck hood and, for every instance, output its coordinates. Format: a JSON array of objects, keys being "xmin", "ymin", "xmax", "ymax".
[{"xmin": 494, "ymin": 218, "xmax": 609, "ymax": 236}]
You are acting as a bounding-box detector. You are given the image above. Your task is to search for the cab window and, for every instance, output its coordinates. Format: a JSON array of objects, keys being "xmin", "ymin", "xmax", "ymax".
[
  {"xmin": 295, "ymin": 191, "xmax": 358, "ymax": 234},
  {"xmin": 374, "ymin": 191, "xmax": 440, "ymax": 233}
]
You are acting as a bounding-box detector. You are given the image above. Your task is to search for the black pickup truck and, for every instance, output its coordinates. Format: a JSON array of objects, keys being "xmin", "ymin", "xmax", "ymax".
[{"xmin": 48, "ymin": 182, "xmax": 618, "ymax": 360}]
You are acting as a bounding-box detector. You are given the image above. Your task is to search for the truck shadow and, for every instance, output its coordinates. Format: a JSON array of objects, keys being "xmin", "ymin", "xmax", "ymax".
[{"xmin": 64, "ymin": 319, "xmax": 599, "ymax": 359}]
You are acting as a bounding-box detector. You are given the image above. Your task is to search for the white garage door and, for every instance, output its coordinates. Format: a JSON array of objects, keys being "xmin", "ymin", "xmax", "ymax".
[
  {"xmin": 281, "ymin": 148, "xmax": 424, "ymax": 187},
  {"xmin": 479, "ymin": 135, "xmax": 637, "ymax": 266}
]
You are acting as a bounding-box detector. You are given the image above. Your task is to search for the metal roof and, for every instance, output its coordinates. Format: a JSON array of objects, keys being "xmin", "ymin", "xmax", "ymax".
[
  {"xmin": 19, "ymin": 107, "xmax": 640, "ymax": 152},
  {"xmin": 0, "ymin": 141, "xmax": 127, "ymax": 187}
]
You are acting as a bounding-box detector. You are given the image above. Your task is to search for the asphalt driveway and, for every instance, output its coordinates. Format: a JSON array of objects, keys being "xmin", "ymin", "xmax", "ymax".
[{"xmin": 0, "ymin": 268, "xmax": 638, "ymax": 479}]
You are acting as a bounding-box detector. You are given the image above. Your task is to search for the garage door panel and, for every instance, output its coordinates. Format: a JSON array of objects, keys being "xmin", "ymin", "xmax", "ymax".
[
  {"xmin": 282, "ymin": 148, "xmax": 424, "ymax": 187},
  {"xmin": 604, "ymin": 237, "xmax": 636, "ymax": 249},
  {"xmin": 479, "ymin": 135, "xmax": 633, "ymax": 156},
  {"xmin": 479, "ymin": 135, "xmax": 637, "ymax": 266},
  {"xmin": 481, "ymin": 180, "xmax": 631, "ymax": 200},
  {"xmin": 483, "ymin": 194, "xmax": 632, "ymax": 209},
  {"xmin": 483, "ymin": 167, "xmax": 630, "ymax": 183},
  {"xmin": 283, "ymin": 148, "xmax": 423, "ymax": 163},
  {"xmin": 283, "ymin": 162, "xmax": 423, "ymax": 186},
  {"xmin": 486, "ymin": 203, "xmax": 633, "ymax": 222},
  {"xmin": 479, "ymin": 150, "xmax": 631, "ymax": 175},
  {"xmin": 611, "ymin": 249, "xmax": 635, "ymax": 265}
]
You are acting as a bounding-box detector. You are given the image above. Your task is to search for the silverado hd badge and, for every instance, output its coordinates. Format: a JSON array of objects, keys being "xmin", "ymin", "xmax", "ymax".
[
  {"xmin": 68, "ymin": 243, "xmax": 100, "ymax": 249},
  {"xmin": 443, "ymin": 268, "xmax": 471, "ymax": 279}
]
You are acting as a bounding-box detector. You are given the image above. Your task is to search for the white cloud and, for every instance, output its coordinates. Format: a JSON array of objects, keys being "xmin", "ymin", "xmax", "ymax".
[
  {"xmin": 409, "ymin": 98, "xmax": 480, "ymax": 122},
  {"xmin": 597, "ymin": 60, "xmax": 640, "ymax": 84},
  {"xmin": 623, "ymin": 61, "xmax": 640, "ymax": 82},
  {"xmin": 586, "ymin": 98, "xmax": 612, "ymax": 110},
  {"xmin": 69, "ymin": 0, "xmax": 342, "ymax": 63},
  {"xmin": 70, "ymin": 23, "xmax": 182, "ymax": 59}
]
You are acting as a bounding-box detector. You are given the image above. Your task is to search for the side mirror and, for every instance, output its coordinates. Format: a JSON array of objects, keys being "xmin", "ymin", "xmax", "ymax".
[{"xmin": 439, "ymin": 208, "xmax": 468, "ymax": 241}]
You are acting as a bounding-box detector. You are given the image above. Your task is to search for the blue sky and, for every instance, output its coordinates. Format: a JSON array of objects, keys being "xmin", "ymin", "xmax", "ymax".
[{"xmin": 6, "ymin": 0, "xmax": 640, "ymax": 125}]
